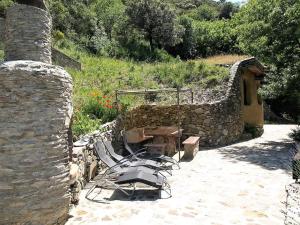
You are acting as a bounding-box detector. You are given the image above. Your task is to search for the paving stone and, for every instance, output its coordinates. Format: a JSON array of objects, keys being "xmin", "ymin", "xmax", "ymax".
[{"xmin": 66, "ymin": 125, "xmax": 297, "ymax": 225}]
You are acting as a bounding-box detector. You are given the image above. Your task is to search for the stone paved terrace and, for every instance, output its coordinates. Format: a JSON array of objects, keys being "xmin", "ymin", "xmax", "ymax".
[{"xmin": 67, "ymin": 125, "xmax": 297, "ymax": 225}]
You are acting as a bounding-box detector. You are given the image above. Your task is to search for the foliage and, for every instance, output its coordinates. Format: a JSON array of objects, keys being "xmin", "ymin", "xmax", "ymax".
[
  {"xmin": 188, "ymin": 3, "xmax": 219, "ymax": 21},
  {"xmin": 167, "ymin": 16, "xmax": 197, "ymax": 59},
  {"xmin": 125, "ymin": 0, "xmax": 184, "ymax": 51},
  {"xmin": 289, "ymin": 126, "xmax": 300, "ymax": 142},
  {"xmin": 93, "ymin": 0, "xmax": 125, "ymax": 40},
  {"xmin": 82, "ymin": 91, "xmax": 118, "ymax": 123},
  {"xmin": 193, "ymin": 20, "xmax": 237, "ymax": 57},
  {"xmin": 244, "ymin": 123, "xmax": 264, "ymax": 138},
  {"xmin": 0, "ymin": 49, "xmax": 4, "ymax": 60},
  {"xmin": 72, "ymin": 111, "xmax": 101, "ymax": 139},
  {"xmin": 219, "ymin": 2, "xmax": 239, "ymax": 19},
  {"xmin": 0, "ymin": 0, "xmax": 13, "ymax": 17},
  {"xmin": 233, "ymin": 0, "xmax": 300, "ymax": 120}
]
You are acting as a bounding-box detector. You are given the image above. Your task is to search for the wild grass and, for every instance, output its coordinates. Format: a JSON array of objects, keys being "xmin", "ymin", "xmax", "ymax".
[
  {"xmin": 201, "ymin": 54, "xmax": 250, "ymax": 65},
  {"xmin": 58, "ymin": 47, "xmax": 232, "ymax": 138}
]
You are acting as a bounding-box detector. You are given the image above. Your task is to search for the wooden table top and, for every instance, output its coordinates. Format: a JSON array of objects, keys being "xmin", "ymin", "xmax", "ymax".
[{"xmin": 145, "ymin": 126, "xmax": 183, "ymax": 137}]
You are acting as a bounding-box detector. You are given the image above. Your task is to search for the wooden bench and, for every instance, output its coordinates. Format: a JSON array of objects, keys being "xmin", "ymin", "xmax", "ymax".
[{"xmin": 182, "ymin": 136, "xmax": 200, "ymax": 159}]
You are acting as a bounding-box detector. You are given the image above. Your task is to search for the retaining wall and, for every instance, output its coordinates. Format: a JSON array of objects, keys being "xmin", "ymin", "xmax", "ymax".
[{"xmin": 52, "ymin": 47, "xmax": 82, "ymax": 70}]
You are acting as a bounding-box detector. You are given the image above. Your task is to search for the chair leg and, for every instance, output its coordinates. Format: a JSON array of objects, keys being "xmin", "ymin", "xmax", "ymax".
[{"xmin": 160, "ymin": 181, "xmax": 172, "ymax": 199}]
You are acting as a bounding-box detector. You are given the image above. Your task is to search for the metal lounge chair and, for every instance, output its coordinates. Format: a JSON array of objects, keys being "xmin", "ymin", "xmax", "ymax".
[
  {"xmin": 102, "ymin": 139, "xmax": 172, "ymax": 173},
  {"xmin": 93, "ymin": 141, "xmax": 167, "ymax": 177},
  {"xmin": 86, "ymin": 167, "xmax": 172, "ymax": 200},
  {"xmin": 122, "ymin": 131, "xmax": 180, "ymax": 169}
]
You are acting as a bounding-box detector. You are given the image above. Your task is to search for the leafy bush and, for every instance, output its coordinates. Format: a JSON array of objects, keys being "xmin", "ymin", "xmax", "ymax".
[
  {"xmin": 289, "ymin": 126, "xmax": 300, "ymax": 142},
  {"xmin": 82, "ymin": 91, "xmax": 118, "ymax": 123},
  {"xmin": 167, "ymin": 16, "xmax": 197, "ymax": 59},
  {"xmin": 244, "ymin": 124, "xmax": 264, "ymax": 138},
  {"xmin": 193, "ymin": 20, "xmax": 237, "ymax": 57},
  {"xmin": 188, "ymin": 3, "xmax": 219, "ymax": 21},
  {"xmin": 72, "ymin": 111, "xmax": 101, "ymax": 139},
  {"xmin": 0, "ymin": 0, "xmax": 13, "ymax": 17}
]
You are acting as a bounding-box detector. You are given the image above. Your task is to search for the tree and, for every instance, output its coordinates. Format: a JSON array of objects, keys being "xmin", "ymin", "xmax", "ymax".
[
  {"xmin": 94, "ymin": 0, "xmax": 125, "ymax": 40},
  {"xmin": 219, "ymin": 2, "xmax": 239, "ymax": 19},
  {"xmin": 193, "ymin": 3, "xmax": 219, "ymax": 21},
  {"xmin": 167, "ymin": 16, "xmax": 197, "ymax": 59},
  {"xmin": 234, "ymin": 0, "xmax": 300, "ymax": 120},
  {"xmin": 125, "ymin": 0, "xmax": 184, "ymax": 52}
]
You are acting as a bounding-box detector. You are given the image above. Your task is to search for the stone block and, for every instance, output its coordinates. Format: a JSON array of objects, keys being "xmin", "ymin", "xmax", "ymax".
[{"xmin": 183, "ymin": 136, "xmax": 200, "ymax": 159}]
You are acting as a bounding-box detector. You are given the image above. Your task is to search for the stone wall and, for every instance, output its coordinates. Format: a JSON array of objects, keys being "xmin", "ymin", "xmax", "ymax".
[
  {"xmin": 5, "ymin": 5, "xmax": 52, "ymax": 63},
  {"xmin": 0, "ymin": 61, "xmax": 73, "ymax": 224},
  {"xmin": 285, "ymin": 183, "xmax": 300, "ymax": 225},
  {"xmin": 124, "ymin": 58, "xmax": 263, "ymax": 147},
  {"xmin": 52, "ymin": 47, "xmax": 82, "ymax": 70},
  {"xmin": 0, "ymin": 17, "xmax": 4, "ymax": 42}
]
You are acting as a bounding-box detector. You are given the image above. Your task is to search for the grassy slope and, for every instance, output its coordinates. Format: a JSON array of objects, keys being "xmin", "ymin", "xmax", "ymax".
[
  {"xmin": 60, "ymin": 47, "xmax": 236, "ymax": 137},
  {"xmin": 0, "ymin": 44, "xmax": 245, "ymax": 137},
  {"xmin": 62, "ymin": 47, "xmax": 231, "ymax": 108}
]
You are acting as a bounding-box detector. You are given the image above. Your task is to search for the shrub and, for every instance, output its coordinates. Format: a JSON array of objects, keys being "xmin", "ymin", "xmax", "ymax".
[
  {"xmin": 72, "ymin": 111, "xmax": 101, "ymax": 139},
  {"xmin": 194, "ymin": 20, "xmax": 237, "ymax": 57},
  {"xmin": 289, "ymin": 126, "xmax": 300, "ymax": 142},
  {"xmin": 244, "ymin": 123, "xmax": 264, "ymax": 138},
  {"xmin": 82, "ymin": 91, "xmax": 118, "ymax": 123}
]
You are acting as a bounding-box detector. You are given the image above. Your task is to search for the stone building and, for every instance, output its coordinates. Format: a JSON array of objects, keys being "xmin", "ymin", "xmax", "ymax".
[
  {"xmin": 124, "ymin": 58, "xmax": 265, "ymax": 146},
  {"xmin": 0, "ymin": 4, "xmax": 72, "ymax": 225}
]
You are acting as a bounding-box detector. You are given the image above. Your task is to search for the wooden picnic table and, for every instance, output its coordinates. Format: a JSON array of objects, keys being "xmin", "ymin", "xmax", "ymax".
[{"xmin": 144, "ymin": 126, "xmax": 183, "ymax": 156}]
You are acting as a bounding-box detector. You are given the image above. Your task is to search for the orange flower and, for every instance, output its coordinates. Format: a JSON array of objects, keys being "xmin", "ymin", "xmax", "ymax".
[{"xmin": 106, "ymin": 99, "xmax": 111, "ymax": 103}]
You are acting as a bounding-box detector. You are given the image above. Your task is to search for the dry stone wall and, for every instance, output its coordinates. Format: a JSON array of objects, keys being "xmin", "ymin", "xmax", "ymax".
[
  {"xmin": 124, "ymin": 59, "xmax": 254, "ymax": 146},
  {"xmin": 0, "ymin": 17, "xmax": 4, "ymax": 42},
  {"xmin": 52, "ymin": 47, "xmax": 82, "ymax": 70},
  {"xmin": 5, "ymin": 5, "xmax": 52, "ymax": 63},
  {"xmin": 0, "ymin": 61, "xmax": 73, "ymax": 224},
  {"xmin": 285, "ymin": 183, "xmax": 300, "ymax": 225}
]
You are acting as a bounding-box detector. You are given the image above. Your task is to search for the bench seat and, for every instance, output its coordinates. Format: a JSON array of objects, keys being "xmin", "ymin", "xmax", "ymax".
[{"xmin": 182, "ymin": 136, "xmax": 200, "ymax": 159}]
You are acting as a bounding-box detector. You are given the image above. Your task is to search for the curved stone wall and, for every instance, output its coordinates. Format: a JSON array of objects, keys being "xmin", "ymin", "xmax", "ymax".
[
  {"xmin": 0, "ymin": 61, "xmax": 73, "ymax": 224},
  {"xmin": 124, "ymin": 58, "xmax": 264, "ymax": 146},
  {"xmin": 5, "ymin": 4, "xmax": 52, "ymax": 63}
]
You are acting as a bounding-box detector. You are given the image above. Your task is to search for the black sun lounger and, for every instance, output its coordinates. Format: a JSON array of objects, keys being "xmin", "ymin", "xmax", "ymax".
[
  {"xmin": 86, "ymin": 167, "xmax": 172, "ymax": 200},
  {"xmin": 103, "ymin": 140, "xmax": 172, "ymax": 172},
  {"xmin": 122, "ymin": 131, "xmax": 180, "ymax": 169},
  {"xmin": 93, "ymin": 141, "xmax": 169, "ymax": 177}
]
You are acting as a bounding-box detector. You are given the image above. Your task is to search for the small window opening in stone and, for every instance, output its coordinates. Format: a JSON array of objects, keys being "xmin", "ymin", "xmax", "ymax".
[{"xmin": 243, "ymin": 80, "xmax": 251, "ymax": 106}]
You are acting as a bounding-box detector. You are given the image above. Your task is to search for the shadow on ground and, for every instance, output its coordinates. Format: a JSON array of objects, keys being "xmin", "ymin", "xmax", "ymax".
[{"xmin": 218, "ymin": 139, "xmax": 297, "ymax": 173}]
